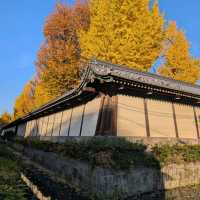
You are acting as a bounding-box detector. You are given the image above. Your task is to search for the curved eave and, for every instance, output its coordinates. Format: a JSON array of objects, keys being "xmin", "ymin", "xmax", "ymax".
[
  {"xmin": 90, "ymin": 59, "xmax": 200, "ymax": 100},
  {"xmin": 2, "ymin": 59, "xmax": 200, "ymax": 130}
]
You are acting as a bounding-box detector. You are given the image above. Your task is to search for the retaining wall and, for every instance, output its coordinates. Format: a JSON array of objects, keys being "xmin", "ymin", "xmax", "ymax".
[{"xmin": 13, "ymin": 143, "xmax": 200, "ymax": 200}]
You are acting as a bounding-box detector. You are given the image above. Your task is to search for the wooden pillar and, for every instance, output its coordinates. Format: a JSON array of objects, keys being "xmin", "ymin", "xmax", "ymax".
[
  {"xmin": 144, "ymin": 98, "xmax": 150, "ymax": 137},
  {"xmin": 95, "ymin": 95, "xmax": 118, "ymax": 136},
  {"xmin": 35, "ymin": 119, "xmax": 39, "ymax": 137},
  {"xmin": 79, "ymin": 104, "xmax": 86, "ymax": 136},
  {"xmin": 14, "ymin": 125, "xmax": 18, "ymax": 137},
  {"xmin": 193, "ymin": 107, "xmax": 200, "ymax": 139},
  {"xmin": 51, "ymin": 115, "xmax": 56, "ymax": 137},
  {"xmin": 45, "ymin": 116, "xmax": 50, "ymax": 136},
  {"xmin": 39, "ymin": 118, "xmax": 43, "ymax": 136},
  {"xmin": 172, "ymin": 103, "xmax": 179, "ymax": 138},
  {"xmin": 68, "ymin": 108, "xmax": 73, "ymax": 136},
  {"xmin": 58, "ymin": 112, "xmax": 64, "ymax": 137}
]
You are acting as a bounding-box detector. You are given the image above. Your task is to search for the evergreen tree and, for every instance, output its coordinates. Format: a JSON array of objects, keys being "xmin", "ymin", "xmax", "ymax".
[
  {"xmin": 158, "ymin": 22, "xmax": 200, "ymax": 84},
  {"xmin": 80, "ymin": 0, "xmax": 164, "ymax": 71}
]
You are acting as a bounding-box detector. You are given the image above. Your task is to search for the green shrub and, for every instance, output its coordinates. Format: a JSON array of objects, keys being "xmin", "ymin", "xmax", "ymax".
[
  {"xmin": 152, "ymin": 144, "xmax": 200, "ymax": 165},
  {"xmin": 15, "ymin": 137, "xmax": 160, "ymax": 170}
]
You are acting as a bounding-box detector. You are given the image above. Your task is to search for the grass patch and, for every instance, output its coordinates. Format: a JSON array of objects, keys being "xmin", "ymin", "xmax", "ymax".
[{"xmin": 0, "ymin": 142, "xmax": 30, "ymax": 200}]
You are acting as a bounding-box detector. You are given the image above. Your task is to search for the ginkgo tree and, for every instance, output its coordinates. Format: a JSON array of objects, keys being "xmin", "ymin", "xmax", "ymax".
[
  {"xmin": 80, "ymin": 0, "xmax": 165, "ymax": 71},
  {"xmin": 158, "ymin": 22, "xmax": 200, "ymax": 84},
  {"xmin": 14, "ymin": 81, "xmax": 35, "ymax": 119},
  {"xmin": 12, "ymin": 0, "xmax": 200, "ymax": 120},
  {"xmin": 36, "ymin": 1, "xmax": 90, "ymax": 100},
  {"xmin": 0, "ymin": 112, "xmax": 12, "ymax": 126}
]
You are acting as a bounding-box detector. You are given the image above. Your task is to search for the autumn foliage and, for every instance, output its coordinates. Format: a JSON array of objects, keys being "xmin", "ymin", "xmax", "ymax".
[
  {"xmin": 158, "ymin": 22, "xmax": 200, "ymax": 83},
  {"xmin": 36, "ymin": 1, "xmax": 90, "ymax": 100},
  {"xmin": 0, "ymin": 112, "xmax": 12, "ymax": 127},
  {"xmin": 11, "ymin": 0, "xmax": 200, "ymax": 119},
  {"xmin": 14, "ymin": 81, "xmax": 36, "ymax": 119},
  {"xmin": 80, "ymin": 0, "xmax": 165, "ymax": 71}
]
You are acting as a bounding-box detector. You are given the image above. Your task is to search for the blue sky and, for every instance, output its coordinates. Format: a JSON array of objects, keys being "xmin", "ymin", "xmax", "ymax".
[{"xmin": 0, "ymin": 0, "xmax": 200, "ymax": 114}]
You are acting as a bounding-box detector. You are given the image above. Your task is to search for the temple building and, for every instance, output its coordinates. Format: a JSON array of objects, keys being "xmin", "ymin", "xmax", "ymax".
[{"xmin": 2, "ymin": 59, "xmax": 200, "ymax": 140}]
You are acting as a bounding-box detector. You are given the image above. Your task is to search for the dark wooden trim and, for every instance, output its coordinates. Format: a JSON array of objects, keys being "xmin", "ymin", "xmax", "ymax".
[
  {"xmin": 35, "ymin": 119, "xmax": 39, "ymax": 137},
  {"xmin": 79, "ymin": 104, "xmax": 86, "ymax": 136},
  {"xmin": 68, "ymin": 108, "xmax": 73, "ymax": 136},
  {"xmin": 95, "ymin": 96, "xmax": 105, "ymax": 135},
  {"xmin": 39, "ymin": 117, "xmax": 44, "ymax": 137},
  {"xmin": 45, "ymin": 116, "xmax": 50, "ymax": 136},
  {"xmin": 51, "ymin": 115, "xmax": 56, "ymax": 137},
  {"xmin": 193, "ymin": 107, "xmax": 200, "ymax": 139},
  {"xmin": 38, "ymin": 117, "xmax": 44, "ymax": 137},
  {"xmin": 40, "ymin": 117, "xmax": 44, "ymax": 136},
  {"xmin": 14, "ymin": 125, "xmax": 18, "ymax": 136},
  {"xmin": 144, "ymin": 98, "xmax": 150, "ymax": 137},
  {"xmin": 172, "ymin": 103, "xmax": 179, "ymax": 138},
  {"xmin": 22, "ymin": 123, "xmax": 26, "ymax": 137},
  {"xmin": 30, "ymin": 120, "xmax": 33, "ymax": 137},
  {"xmin": 113, "ymin": 96, "xmax": 118, "ymax": 136},
  {"xmin": 95, "ymin": 95, "xmax": 118, "ymax": 136},
  {"xmin": 58, "ymin": 111, "xmax": 64, "ymax": 137}
]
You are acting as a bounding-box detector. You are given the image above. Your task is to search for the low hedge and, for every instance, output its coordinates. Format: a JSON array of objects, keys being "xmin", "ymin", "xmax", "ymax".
[{"xmin": 15, "ymin": 137, "xmax": 160, "ymax": 170}]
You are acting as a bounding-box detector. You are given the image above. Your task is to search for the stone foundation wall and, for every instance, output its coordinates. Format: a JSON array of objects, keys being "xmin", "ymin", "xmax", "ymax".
[{"xmin": 14, "ymin": 144, "xmax": 200, "ymax": 199}]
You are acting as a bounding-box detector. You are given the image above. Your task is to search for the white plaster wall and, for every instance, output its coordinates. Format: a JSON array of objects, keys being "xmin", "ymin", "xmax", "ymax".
[
  {"xmin": 117, "ymin": 95, "xmax": 146, "ymax": 137},
  {"xmin": 29, "ymin": 120, "xmax": 37, "ymax": 137},
  {"xmin": 17, "ymin": 123, "xmax": 26, "ymax": 137},
  {"xmin": 81, "ymin": 98, "xmax": 101, "ymax": 136},
  {"xmin": 25, "ymin": 121, "xmax": 31, "ymax": 138},
  {"xmin": 60, "ymin": 109, "xmax": 71, "ymax": 136},
  {"xmin": 69, "ymin": 105, "xmax": 84, "ymax": 136},
  {"xmin": 175, "ymin": 104, "xmax": 197, "ymax": 139},
  {"xmin": 17, "ymin": 125, "xmax": 22, "ymax": 136},
  {"xmin": 148, "ymin": 100, "xmax": 176, "ymax": 138},
  {"xmin": 17, "ymin": 124, "xmax": 22, "ymax": 136},
  {"xmin": 52, "ymin": 112, "xmax": 63, "ymax": 136},
  {"xmin": 41, "ymin": 116, "xmax": 49, "ymax": 136},
  {"xmin": 29, "ymin": 120, "xmax": 33, "ymax": 137},
  {"xmin": 37, "ymin": 117, "xmax": 43, "ymax": 136},
  {"xmin": 46, "ymin": 114, "xmax": 54, "ymax": 136}
]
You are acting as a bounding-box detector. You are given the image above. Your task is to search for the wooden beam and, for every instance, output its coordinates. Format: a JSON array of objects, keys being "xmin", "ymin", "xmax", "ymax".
[
  {"xmin": 79, "ymin": 104, "xmax": 86, "ymax": 136},
  {"xmin": 68, "ymin": 108, "xmax": 73, "ymax": 136},
  {"xmin": 58, "ymin": 111, "xmax": 64, "ymax": 137},
  {"xmin": 50, "ymin": 115, "xmax": 56, "ymax": 137},
  {"xmin": 14, "ymin": 125, "xmax": 18, "ymax": 137},
  {"xmin": 45, "ymin": 116, "xmax": 50, "ymax": 136},
  {"xmin": 144, "ymin": 98, "xmax": 150, "ymax": 137},
  {"xmin": 193, "ymin": 107, "xmax": 200, "ymax": 139},
  {"xmin": 172, "ymin": 103, "xmax": 179, "ymax": 138},
  {"xmin": 95, "ymin": 95, "xmax": 118, "ymax": 136},
  {"xmin": 35, "ymin": 119, "xmax": 39, "ymax": 137}
]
